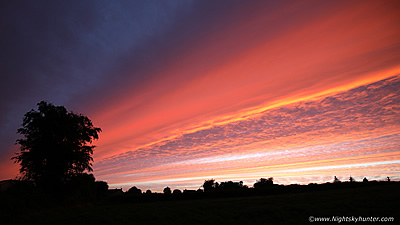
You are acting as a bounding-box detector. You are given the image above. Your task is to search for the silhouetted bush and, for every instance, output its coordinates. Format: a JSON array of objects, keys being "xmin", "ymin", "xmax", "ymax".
[
  {"xmin": 63, "ymin": 173, "xmax": 96, "ymax": 203},
  {"xmin": 95, "ymin": 181, "xmax": 109, "ymax": 197},
  {"xmin": 163, "ymin": 186, "xmax": 171, "ymax": 195},
  {"xmin": 127, "ymin": 186, "xmax": 142, "ymax": 195}
]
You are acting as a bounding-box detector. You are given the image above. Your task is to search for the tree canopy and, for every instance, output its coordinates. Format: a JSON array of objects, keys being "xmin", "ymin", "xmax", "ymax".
[{"xmin": 13, "ymin": 101, "xmax": 101, "ymax": 187}]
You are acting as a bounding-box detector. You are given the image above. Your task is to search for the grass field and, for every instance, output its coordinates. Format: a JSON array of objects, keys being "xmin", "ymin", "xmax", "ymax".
[{"xmin": 6, "ymin": 183, "xmax": 399, "ymax": 225}]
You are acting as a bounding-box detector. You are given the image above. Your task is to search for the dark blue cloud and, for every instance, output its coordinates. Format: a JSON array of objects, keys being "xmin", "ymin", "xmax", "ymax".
[{"xmin": 0, "ymin": 0, "xmax": 196, "ymax": 160}]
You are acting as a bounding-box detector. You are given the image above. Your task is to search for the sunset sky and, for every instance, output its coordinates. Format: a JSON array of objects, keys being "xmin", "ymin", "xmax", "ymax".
[{"xmin": 1, "ymin": 0, "xmax": 400, "ymax": 192}]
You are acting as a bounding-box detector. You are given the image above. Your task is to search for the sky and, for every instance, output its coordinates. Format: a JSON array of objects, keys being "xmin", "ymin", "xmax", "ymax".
[{"xmin": 1, "ymin": 0, "xmax": 400, "ymax": 192}]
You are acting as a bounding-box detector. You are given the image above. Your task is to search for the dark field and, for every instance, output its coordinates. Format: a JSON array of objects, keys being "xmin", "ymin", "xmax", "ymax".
[{"xmin": 5, "ymin": 183, "xmax": 399, "ymax": 225}]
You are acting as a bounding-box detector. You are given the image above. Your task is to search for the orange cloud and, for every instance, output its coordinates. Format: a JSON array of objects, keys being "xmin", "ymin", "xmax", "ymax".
[
  {"xmin": 86, "ymin": 1, "xmax": 400, "ymax": 191},
  {"xmin": 96, "ymin": 76, "xmax": 400, "ymax": 191}
]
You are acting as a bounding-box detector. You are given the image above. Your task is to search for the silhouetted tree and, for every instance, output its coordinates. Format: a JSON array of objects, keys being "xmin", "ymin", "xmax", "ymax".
[
  {"xmin": 363, "ymin": 177, "xmax": 368, "ymax": 183},
  {"xmin": 254, "ymin": 177, "xmax": 273, "ymax": 189},
  {"xmin": 13, "ymin": 101, "xmax": 101, "ymax": 189},
  {"xmin": 387, "ymin": 177, "xmax": 390, "ymax": 182},
  {"xmin": 333, "ymin": 176, "xmax": 341, "ymax": 183},
  {"xmin": 173, "ymin": 189, "xmax": 182, "ymax": 195},
  {"xmin": 219, "ymin": 181, "xmax": 244, "ymax": 191},
  {"xmin": 203, "ymin": 179, "xmax": 218, "ymax": 192},
  {"xmin": 163, "ymin": 186, "xmax": 171, "ymax": 195},
  {"xmin": 127, "ymin": 186, "xmax": 142, "ymax": 195},
  {"xmin": 145, "ymin": 189, "xmax": 152, "ymax": 195},
  {"xmin": 349, "ymin": 176, "xmax": 355, "ymax": 182}
]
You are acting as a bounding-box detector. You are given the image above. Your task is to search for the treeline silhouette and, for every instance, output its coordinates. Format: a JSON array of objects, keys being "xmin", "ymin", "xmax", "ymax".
[
  {"xmin": 22, "ymin": 176, "xmax": 396, "ymax": 201},
  {"xmin": 2, "ymin": 174, "xmax": 397, "ymax": 206},
  {"xmin": 117, "ymin": 176, "xmax": 398, "ymax": 202}
]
